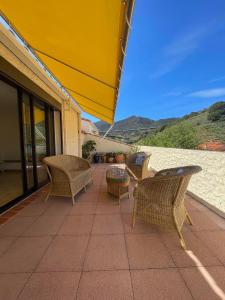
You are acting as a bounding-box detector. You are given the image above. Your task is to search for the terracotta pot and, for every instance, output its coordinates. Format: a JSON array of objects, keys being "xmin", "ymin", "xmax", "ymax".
[{"xmin": 115, "ymin": 154, "xmax": 124, "ymax": 163}]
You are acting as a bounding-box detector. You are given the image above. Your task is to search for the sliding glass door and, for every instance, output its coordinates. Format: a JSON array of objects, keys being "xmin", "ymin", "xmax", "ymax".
[
  {"xmin": 0, "ymin": 75, "xmax": 62, "ymax": 212},
  {"xmin": 0, "ymin": 80, "xmax": 23, "ymax": 208},
  {"xmin": 22, "ymin": 92, "xmax": 35, "ymax": 190}
]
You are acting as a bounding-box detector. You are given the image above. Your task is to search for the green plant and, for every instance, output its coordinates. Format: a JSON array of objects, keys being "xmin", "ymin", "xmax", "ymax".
[
  {"xmin": 115, "ymin": 151, "xmax": 124, "ymax": 155},
  {"xmin": 82, "ymin": 140, "xmax": 96, "ymax": 159},
  {"xmin": 208, "ymin": 101, "xmax": 225, "ymax": 122},
  {"xmin": 138, "ymin": 123, "xmax": 199, "ymax": 149}
]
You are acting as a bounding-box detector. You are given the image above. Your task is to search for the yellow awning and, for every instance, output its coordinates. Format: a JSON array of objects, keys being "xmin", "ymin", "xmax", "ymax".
[{"xmin": 0, "ymin": 0, "xmax": 134, "ymax": 124}]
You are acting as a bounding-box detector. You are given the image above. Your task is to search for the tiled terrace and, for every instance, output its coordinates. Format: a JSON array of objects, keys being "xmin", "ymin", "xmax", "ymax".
[{"xmin": 0, "ymin": 164, "xmax": 225, "ymax": 300}]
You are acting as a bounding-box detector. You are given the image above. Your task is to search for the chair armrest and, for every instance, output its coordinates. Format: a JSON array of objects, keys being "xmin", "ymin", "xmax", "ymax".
[{"xmin": 77, "ymin": 157, "xmax": 91, "ymax": 169}]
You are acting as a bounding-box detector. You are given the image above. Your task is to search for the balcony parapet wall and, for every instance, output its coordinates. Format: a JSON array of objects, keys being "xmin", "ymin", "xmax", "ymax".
[
  {"xmin": 81, "ymin": 133, "xmax": 133, "ymax": 154},
  {"xmin": 140, "ymin": 146, "xmax": 225, "ymax": 217}
]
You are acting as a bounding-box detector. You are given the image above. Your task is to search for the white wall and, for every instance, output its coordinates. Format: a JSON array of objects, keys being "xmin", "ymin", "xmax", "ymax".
[
  {"xmin": 82, "ymin": 133, "xmax": 133, "ymax": 153},
  {"xmin": 140, "ymin": 146, "xmax": 225, "ymax": 216}
]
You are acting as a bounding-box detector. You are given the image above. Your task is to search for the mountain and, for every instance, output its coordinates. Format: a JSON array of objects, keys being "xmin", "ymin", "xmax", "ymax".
[
  {"xmin": 95, "ymin": 102, "xmax": 225, "ymax": 149},
  {"xmin": 95, "ymin": 115, "xmax": 178, "ymax": 143}
]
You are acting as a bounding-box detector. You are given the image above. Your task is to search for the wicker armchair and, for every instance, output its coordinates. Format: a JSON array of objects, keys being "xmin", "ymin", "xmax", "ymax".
[
  {"xmin": 126, "ymin": 152, "xmax": 151, "ymax": 179},
  {"xmin": 43, "ymin": 155, "xmax": 93, "ymax": 205},
  {"xmin": 132, "ymin": 165, "xmax": 202, "ymax": 249}
]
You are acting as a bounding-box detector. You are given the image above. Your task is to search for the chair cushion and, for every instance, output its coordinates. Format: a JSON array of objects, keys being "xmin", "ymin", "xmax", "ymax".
[
  {"xmin": 159, "ymin": 168, "xmax": 184, "ymax": 176},
  {"xmin": 134, "ymin": 154, "xmax": 146, "ymax": 166}
]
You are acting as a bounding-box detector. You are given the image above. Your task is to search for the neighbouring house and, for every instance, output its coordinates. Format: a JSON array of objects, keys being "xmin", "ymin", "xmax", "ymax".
[
  {"xmin": 81, "ymin": 118, "xmax": 99, "ymax": 135},
  {"xmin": 198, "ymin": 141, "xmax": 225, "ymax": 151}
]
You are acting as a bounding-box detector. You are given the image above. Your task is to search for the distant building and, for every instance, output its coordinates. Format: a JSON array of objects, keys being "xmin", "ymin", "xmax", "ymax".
[
  {"xmin": 198, "ymin": 141, "xmax": 225, "ymax": 151},
  {"xmin": 81, "ymin": 118, "xmax": 99, "ymax": 135}
]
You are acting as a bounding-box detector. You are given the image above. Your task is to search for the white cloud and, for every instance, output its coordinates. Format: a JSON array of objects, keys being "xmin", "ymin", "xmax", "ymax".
[
  {"xmin": 150, "ymin": 24, "xmax": 218, "ymax": 80},
  {"xmin": 208, "ymin": 76, "xmax": 225, "ymax": 83},
  {"xmin": 188, "ymin": 88, "xmax": 225, "ymax": 98}
]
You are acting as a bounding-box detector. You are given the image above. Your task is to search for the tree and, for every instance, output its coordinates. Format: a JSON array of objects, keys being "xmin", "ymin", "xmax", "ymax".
[
  {"xmin": 208, "ymin": 101, "xmax": 225, "ymax": 122},
  {"xmin": 139, "ymin": 122, "xmax": 199, "ymax": 149}
]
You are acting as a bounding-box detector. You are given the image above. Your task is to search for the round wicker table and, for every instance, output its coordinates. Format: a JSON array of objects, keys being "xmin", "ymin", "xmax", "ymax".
[{"xmin": 106, "ymin": 166, "xmax": 130, "ymax": 206}]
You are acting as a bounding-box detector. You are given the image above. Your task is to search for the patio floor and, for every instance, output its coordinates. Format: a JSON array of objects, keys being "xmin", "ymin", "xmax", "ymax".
[{"xmin": 0, "ymin": 163, "xmax": 225, "ymax": 300}]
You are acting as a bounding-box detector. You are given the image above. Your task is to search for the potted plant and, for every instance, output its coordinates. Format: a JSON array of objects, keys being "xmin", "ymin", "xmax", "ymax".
[
  {"xmin": 82, "ymin": 140, "xmax": 96, "ymax": 161},
  {"xmin": 106, "ymin": 152, "xmax": 114, "ymax": 163},
  {"xmin": 115, "ymin": 151, "xmax": 125, "ymax": 163}
]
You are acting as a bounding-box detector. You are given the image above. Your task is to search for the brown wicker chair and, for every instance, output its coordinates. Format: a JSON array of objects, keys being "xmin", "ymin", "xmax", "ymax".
[
  {"xmin": 126, "ymin": 152, "xmax": 151, "ymax": 179},
  {"xmin": 132, "ymin": 165, "xmax": 202, "ymax": 249},
  {"xmin": 43, "ymin": 155, "xmax": 93, "ymax": 205}
]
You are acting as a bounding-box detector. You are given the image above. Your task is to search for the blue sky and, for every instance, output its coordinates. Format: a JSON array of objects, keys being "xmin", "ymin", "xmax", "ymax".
[{"xmin": 84, "ymin": 0, "xmax": 225, "ymax": 122}]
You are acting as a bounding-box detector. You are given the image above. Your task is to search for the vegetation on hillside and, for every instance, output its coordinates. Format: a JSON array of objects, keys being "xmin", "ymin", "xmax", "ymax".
[
  {"xmin": 208, "ymin": 102, "xmax": 225, "ymax": 122},
  {"xmin": 138, "ymin": 123, "xmax": 199, "ymax": 149},
  {"xmin": 138, "ymin": 101, "xmax": 225, "ymax": 149}
]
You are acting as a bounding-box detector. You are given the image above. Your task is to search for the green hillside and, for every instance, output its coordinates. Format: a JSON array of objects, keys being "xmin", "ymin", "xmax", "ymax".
[{"xmin": 138, "ymin": 103, "xmax": 225, "ymax": 149}]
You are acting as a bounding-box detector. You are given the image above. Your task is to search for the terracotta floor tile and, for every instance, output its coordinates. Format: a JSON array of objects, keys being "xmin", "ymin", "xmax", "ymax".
[
  {"xmin": 75, "ymin": 191, "xmax": 99, "ymax": 203},
  {"xmin": 17, "ymin": 202, "xmax": 48, "ymax": 217},
  {"xmin": 120, "ymin": 199, "xmax": 134, "ymax": 214},
  {"xmin": 0, "ymin": 237, "xmax": 16, "ymax": 256},
  {"xmin": 96, "ymin": 202, "xmax": 120, "ymax": 214},
  {"xmin": 126, "ymin": 234, "xmax": 175, "ymax": 269},
  {"xmin": 85, "ymin": 184, "xmax": 100, "ymax": 193},
  {"xmin": 69, "ymin": 202, "xmax": 97, "ymax": 215},
  {"xmin": 43, "ymin": 199, "xmax": 72, "ymax": 216},
  {"xmin": 77, "ymin": 270, "xmax": 134, "ymax": 300},
  {"xmin": 161, "ymin": 231, "xmax": 221, "ymax": 267},
  {"xmin": 18, "ymin": 272, "xmax": 80, "ymax": 300},
  {"xmin": 92, "ymin": 215, "xmax": 124, "ymax": 235},
  {"xmin": 37, "ymin": 235, "xmax": 89, "ymax": 271},
  {"xmin": 0, "ymin": 216, "xmax": 37, "ymax": 237},
  {"xmin": 84, "ymin": 235, "xmax": 129, "ymax": 271},
  {"xmin": 59, "ymin": 215, "xmax": 94, "ymax": 235},
  {"xmin": 185, "ymin": 199, "xmax": 200, "ymax": 212},
  {"xmin": 189, "ymin": 211, "xmax": 220, "ymax": 231},
  {"xmin": 122, "ymin": 214, "xmax": 158, "ymax": 234},
  {"xmin": 131, "ymin": 269, "xmax": 192, "ymax": 300},
  {"xmin": 180, "ymin": 266, "xmax": 225, "ymax": 300},
  {"xmin": 22, "ymin": 215, "xmax": 65, "ymax": 236},
  {"xmin": 0, "ymin": 273, "xmax": 30, "ymax": 300},
  {"xmin": 195, "ymin": 231, "xmax": 225, "ymax": 264},
  {"xmin": 98, "ymin": 192, "xmax": 113, "ymax": 202},
  {"xmin": 204, "ymin": 210, "xmax": 225, "ymax": 230},
  {"xmin": 0, "ymin": 236, "xmax": 52, "ymax": 273},
  {"xmin": 0, "ymin": 218, "xmax": 8, "ymax": 224}
]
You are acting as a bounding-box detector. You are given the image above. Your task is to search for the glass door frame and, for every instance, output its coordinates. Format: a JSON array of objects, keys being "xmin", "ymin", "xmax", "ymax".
[{"xmin": 0, "ymin": 72, "xmax": 63, "ymax": 213}]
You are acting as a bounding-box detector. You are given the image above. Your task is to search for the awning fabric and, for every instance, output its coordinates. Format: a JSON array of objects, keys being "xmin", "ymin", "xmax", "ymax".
[{"xmin": 0, "ymin": 0, "xmax": 134, "ymax": 123}]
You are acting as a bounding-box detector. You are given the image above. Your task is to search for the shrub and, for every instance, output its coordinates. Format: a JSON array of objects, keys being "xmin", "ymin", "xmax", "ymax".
[
  {"xmin": 139, "ymin": 123, "xmax": 199, "ymax": 149},
  {"xmin": 82, "ymin": 140, "xmax": 96, "ymax": 159},
  {"xmin": 208, "ymin": 101, "xmax": 225, "ymax": 121}
]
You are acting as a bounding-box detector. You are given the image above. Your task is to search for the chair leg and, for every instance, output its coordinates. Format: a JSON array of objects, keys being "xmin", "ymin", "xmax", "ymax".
[
  {"xmin": 186, "ymin": 213, "xmax": 193, "ymax": 225},
  {"xmin": 132, "ymin": 200, "xmax": 137, "ymax": 228},
  {"xmin": 71, "ymin": 196, "xmax": 75, "ymax": 206},
  {"xmin": 84, "ymin": 185, "xmax": 87, "ymax": 192},
  {"xmin": 44, "ymin": 190, "xmax": 51, "ymax": 203},
  {"xmin": 174, "ymin": 223, "xmax": 186, "ymax": 249}
]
